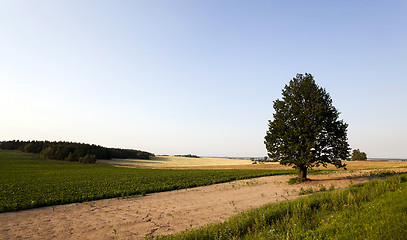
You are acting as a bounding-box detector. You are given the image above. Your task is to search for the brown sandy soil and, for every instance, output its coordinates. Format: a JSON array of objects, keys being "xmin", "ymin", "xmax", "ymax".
[{"xmin": 2, "ymin": 168, "xmax": 406, "ymax": 240}]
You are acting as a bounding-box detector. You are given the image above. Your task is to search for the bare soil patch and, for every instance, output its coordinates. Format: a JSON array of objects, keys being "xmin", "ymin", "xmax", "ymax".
[{"xmin": 2, "ymin": 168, "xmax": 406, "ymax": 240}]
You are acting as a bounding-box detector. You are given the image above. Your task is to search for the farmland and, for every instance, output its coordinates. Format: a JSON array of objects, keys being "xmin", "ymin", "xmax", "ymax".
[
  {"xmin": 2, "ymin": 165, "xmax": 404, "ymax": 239},
  {"xmin": 158, "ymin": 173, "xmax": 407, "ymax": 240},
  {"xmin": 0, "ymin": 150, "xmax": 294, "ymax": 213},
  {"xmin": 2, "ymin": 149, "xmax": 407, "ymax": 239},
  {"xmin": 98, "ymin": 155, "xmax": 407, "ymax": 170},
  {"xmin": 97, "ymin": 155, "xmax": 254, "ymax": 168}
]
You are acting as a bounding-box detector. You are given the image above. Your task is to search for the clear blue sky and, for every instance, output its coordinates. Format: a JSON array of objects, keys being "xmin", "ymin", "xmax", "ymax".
[{"xmin": 1, "ymin": 1, "xmax": 406, "ymax": 158}]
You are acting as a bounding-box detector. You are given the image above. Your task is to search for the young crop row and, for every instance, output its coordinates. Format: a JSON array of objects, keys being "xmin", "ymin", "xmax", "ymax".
[
  {"xmin": 0, "ymin": 150, "xmax": 295, "ymax": 213},
  {"xmin": 157, "ymin": 173, "xmax": 407, "ymax": 240}
]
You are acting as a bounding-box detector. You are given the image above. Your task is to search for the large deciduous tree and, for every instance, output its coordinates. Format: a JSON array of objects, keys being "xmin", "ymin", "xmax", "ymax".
[{"xmin": 264, "ymin": 73, "xmax": 349, "ymax": 179}]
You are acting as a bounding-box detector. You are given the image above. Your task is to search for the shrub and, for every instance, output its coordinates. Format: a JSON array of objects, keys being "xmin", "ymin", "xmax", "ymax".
[
  {"xmin": 351, "ymin": 149, "xmax": 367, "ymax": 160},
  {"xmin": 288, "ymin": 177, "xmax": 311, "ymax": 184},
  {"xmin": 78, "ymin": 154, "xmax": 96, "ymax": 163}
]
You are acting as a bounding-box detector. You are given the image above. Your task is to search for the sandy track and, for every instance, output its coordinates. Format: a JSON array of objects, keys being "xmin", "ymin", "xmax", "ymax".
[{"xmin": 1, "ymin": 170, "xmax": 404, "ymax": 240}]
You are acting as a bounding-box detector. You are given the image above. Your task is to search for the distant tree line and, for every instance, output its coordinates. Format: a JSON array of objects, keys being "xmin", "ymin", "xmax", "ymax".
[
  {"xmin": 251, "ymin": 156, "xmax": 278, "ymax": 163},
  {"xmin": 0, "ymin": 140, "xmax": 154, "ymax": 163},
  {"xmin": 174, "ymin": 154, "xmax": 200, "ymax": 158}
]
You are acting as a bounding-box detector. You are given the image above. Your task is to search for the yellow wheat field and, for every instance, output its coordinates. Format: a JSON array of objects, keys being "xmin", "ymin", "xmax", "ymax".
[{"xmin": 97, "ymin": 156, "xmax": 407, "ymax": 170}]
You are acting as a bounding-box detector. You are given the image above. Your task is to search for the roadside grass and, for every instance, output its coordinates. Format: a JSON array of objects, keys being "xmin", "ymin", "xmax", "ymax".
[
  {"xmin": 365, "ymin": 169, "xmax": 397, "ymax": 177},
  {"xmin": 0, "ymin": 150, "xmax": 296, "ymax": 213},
  {"xmin": 156, "ymin": 173, "xmax": 407, "ymax": 240},
  {"xmin": 300, "ymin": 184, "xmax": 407, "ymax": 239}
]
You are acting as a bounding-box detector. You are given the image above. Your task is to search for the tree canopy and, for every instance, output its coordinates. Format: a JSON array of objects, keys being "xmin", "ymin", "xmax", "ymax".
[
  {"xmin": 351, "ymin": 149, "xmax": 367, "ymax": 161},
  {"xmin": 264, "ymin": 73, "xmax": 349, "ymax": 179}
]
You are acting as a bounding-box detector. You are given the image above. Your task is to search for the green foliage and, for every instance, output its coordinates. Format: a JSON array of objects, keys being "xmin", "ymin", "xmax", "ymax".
[
  {"xmin": 351, "ymin": 148, "xmax": 367, "ymax": 160},
  {"xmin": 0, "ymin": 140, "xmax": 153, "ymax": 164},
  {"xmin": 367, "ymin": 170, "xmax": 396, "ymax": 177},
  {"xmin": 158, "ymin": 173, "xmax": 407, "ymax": 240},
  {"xmin": 298, "ymin": 187, "xmax": 314, "ymax": 195},
  {"xmin": 288, "ymin": 177, "xmax": 310, "ymax": 184},
  {"xmin": 0, "ymin": 150, "xmax": 295, "ymax": 213},
  {"xmin": 303, "ymin": 186, "xmax": 407, "ymax": 240},
  {"xmin": 78, "ymin": 154, "xmax": 97, "ymax": 163},
  {"xmin": 265, "ymin": 73, "xmax": 349, "ymax": 179},
  {"xmin": 318, "ymin": 184, "xmax": 326, "ymax": 192}
]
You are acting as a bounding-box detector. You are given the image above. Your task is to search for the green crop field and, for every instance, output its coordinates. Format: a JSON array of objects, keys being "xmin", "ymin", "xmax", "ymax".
[
  {"xmin": 0, "ymin": 150, "xmax": 295, "ymax": 213},
  {"xmin": 157, "ymin": 173, "xmax": 407, "ymax": 240}
]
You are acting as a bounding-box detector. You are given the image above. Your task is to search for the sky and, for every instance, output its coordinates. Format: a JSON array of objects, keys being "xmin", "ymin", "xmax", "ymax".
[{"xmin": 1, "ymin": 1, "xmax": 406, "ymax": 158}]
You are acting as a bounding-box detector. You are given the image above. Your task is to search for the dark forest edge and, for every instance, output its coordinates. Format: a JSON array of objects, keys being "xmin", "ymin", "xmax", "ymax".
[{"xmin": 0, "ymin": 140, "xmax": 154, "ymax": 163}]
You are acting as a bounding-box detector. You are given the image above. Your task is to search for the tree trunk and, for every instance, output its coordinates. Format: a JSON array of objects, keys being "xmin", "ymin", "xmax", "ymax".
[{"xmin": 298, "ymin": 166, "xmax": 307, "ymax": 179}]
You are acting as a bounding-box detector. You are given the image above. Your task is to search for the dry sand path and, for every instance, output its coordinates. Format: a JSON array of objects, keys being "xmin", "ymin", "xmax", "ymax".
[{"xmin": 1, "ymin": 169, "xmax": 404, "ymax": 240}]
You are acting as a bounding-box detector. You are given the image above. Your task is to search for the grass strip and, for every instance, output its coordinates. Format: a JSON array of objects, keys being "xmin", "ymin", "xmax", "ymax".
[
  {"xmin": 157, "ymin": 173, "xmax": 407, "ymax": 240},
  {"xmin": 0, "ymin": 150, "xmax": 295, "ymax": 213}
]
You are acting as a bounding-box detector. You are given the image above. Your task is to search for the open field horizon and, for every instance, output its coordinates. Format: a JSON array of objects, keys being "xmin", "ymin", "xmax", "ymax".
[
  {"xmin": 3, "ymin": 149, "xmax": 407, "ymax": 239},
  {"xmin": 98, "ymin": 155, "xmax": 407, "ymax": 170},
  {"xmin": 2, "ymin": 149, "xmax": 407, "ymax": 239}
]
